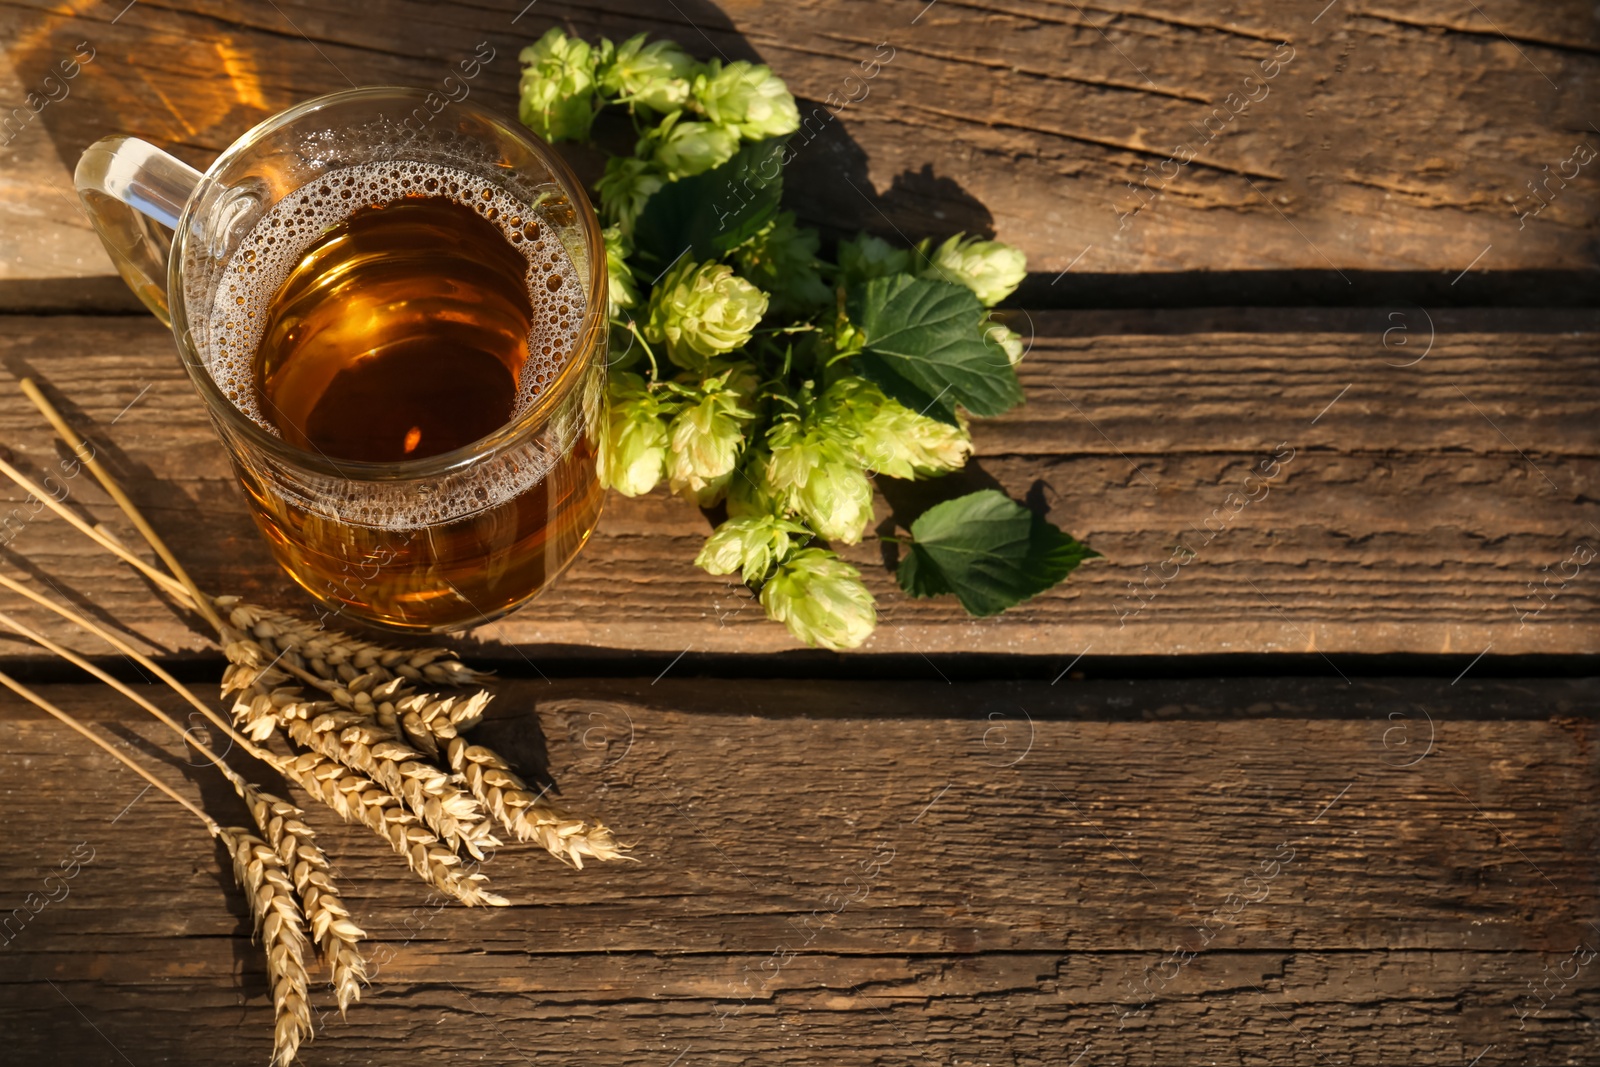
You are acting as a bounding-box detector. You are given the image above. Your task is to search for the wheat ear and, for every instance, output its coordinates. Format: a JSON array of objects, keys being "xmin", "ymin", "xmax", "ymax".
[
  {"xmin": 218, "ymin": 826, "xmax": 315, "ymax": 1067},
  {"xmin": 243, "ymin": 786, "xmax": 369, "ymax": 1012},
  {"xmin": 0, "ymin": 579, "xmax": 475, "ymax": 906},
  {"xmin": 217, "ymin": 599, "xmax": 493, "ymax": 761},
  {"xmin": 18, "ymin": 381, "xmax": 629, "ymax": 877},
  {"xmin": 221, "ymin": 598, "xmax": 490, "ymax": 688},
  {"xmin": 226, "ymin": 675, "xmax": 502, "ymax": 861},
  {"xmin": 223, "ymin": 635, "xmax": 627, "ymax": 869},
  {"xmin": 0, "ymin": 554, "xmax": 495, "ymax": 869},
  {"xmin": 448, "ymin": 737, "xmax": 632, "ymax": 868},
  {"xmin": 277, "ymin": 751, "xmax": 508, "ymax": 906}
]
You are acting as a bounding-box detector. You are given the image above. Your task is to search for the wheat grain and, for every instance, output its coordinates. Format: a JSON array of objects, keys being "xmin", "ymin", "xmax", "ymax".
[
  {"xmin": 244, "ymin": 786, "xmax": 369, "ymax": 1014},
  {"xmin": 218, "ymin": 826, "xmax": 314, "ymax": 1067},
  {"xmin": 447, "ymin": 737, "xmax": 631, "ymax": 869},
  {"xmin": 278, "ymin": 752, "xmax": 508, "ymax": 906},
  {"xmin": 376, "ymin": 689, "xmax": 493, "ymax": 759}
]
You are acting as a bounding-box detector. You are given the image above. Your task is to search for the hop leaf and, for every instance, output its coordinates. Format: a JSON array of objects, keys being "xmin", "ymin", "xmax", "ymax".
[
  {"xmin": 695, "ymin": 514, "xmax": 810, "ymax": 585},
  {"xmin": 819, "ymin": 378, "xmax": 972, "ymax": 480},
  {"xmin": 848, "ymin": 274, "xmax": 1024, "ymax": 424},
  {"xmin": 918, "ymin": 233, "xmax": 1027, "ymax": 307},
  {"xmin": 645, "ymin": 259, "xmax": 769, "ymax": 373},
  {"xmin": 837, "ymin": 233, "xmax": 914, "ymax": 287},
  {"xmin": 599, "ymin": 33, "xmax": 696, "ymax": 114},
  {"xmin": 765, "ymin": 416, "xmax": 874, "ymax": 545},
  {"xmin": 897, "ymin": 490, "xmax": 1099, "ymax": 616},
  {"xmin": 664, "ymin": 366, "xmax": 757, "ymax": 505},
  {"xmin": 693, "ymin": 59, "xmax": 800, "ymax": 140},
  {"xmin": 597, "ymin": 372, "xmax": 675, "ymax": 497},
  {"xmin": 595, "ymin": 156, "xmax": 664, "ymax": 233},
  {"xmin": 603, "ymin": 225, "xmax": 640, "ymax": 311},
  {"xmin": 734, "ymin": 211, "xmax": 830, "ymax": 318},
  {"xmin": 518, "ymin": 28, "xmax": 599, "ymax": 143},
  {"xmin": 759, "ymin": 548, "xmax": 876, "ymax": 651},
  {"xmin": 633, "ymin": 139, "xmax": 785, "ymax": 267},
  {"xmin": 647, "ymin": 114, "xmax": 740, "ymax": 180}
]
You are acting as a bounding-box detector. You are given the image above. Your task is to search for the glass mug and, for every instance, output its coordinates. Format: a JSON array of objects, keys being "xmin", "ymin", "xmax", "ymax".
[{"xmin": 74, "ymin": 87, "xmax": 608, "ymax": 633}]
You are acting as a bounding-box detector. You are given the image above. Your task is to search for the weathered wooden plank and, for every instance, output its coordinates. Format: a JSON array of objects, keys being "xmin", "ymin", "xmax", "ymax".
[
  {"xmin": 0, "ymin": 16, "xmax": 124, "ymax": 305},
  {"xmin": 1, "ymin": 678, "xmax": 1596, "ymax": 1064},
  {"xmin": 0, "ymin": 310, "xmax": 1592, "ymax": 659},
  {"xmin": 0, "ymin": 0, "xmax": 1593, "ymax": 296}
]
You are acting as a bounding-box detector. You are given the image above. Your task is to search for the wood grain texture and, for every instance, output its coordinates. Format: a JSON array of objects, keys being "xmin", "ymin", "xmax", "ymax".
[
  {"xmin": 0, "ymin": 12, "xmax": 123, "ymax": 303},
  {"xmin": 0, "ymin": 0, "xmax": 1593, "ymax": 292},
  {"xmin": 0, "ymin": 309, "xmax": 1592, "ymax": 660},
  {"xmin": 1, "ymin": 677, "xmax": 1596, "ymax": 1065}
]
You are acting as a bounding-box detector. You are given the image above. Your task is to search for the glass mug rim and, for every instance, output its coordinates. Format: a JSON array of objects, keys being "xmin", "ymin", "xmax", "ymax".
[{"xmin": 166, "ymin": 85, "xmax": 608, "ymax": 484}]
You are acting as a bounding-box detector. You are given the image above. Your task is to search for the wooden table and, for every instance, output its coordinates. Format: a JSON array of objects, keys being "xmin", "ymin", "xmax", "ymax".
[{"xmin": 1, "ymin": 2, "xmax": 1596, "ymax": 1064}]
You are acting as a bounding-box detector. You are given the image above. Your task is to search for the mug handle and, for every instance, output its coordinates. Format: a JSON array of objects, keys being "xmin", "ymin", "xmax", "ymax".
[{"xmin": 74, "ymin": 135, "xmax": 203, "ymax": 326}]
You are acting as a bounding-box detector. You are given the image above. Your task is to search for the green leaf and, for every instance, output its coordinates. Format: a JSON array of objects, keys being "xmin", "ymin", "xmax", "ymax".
[
  {"xmin": 896, "ymin": 489, "xmax": 1098, "ymax": 617},
  {"xmin": 632, "ymin": 138, "xmax": 785, "ymax": 267},
  {"xmin": 848, "ymin": 274, "xmax": 1024, "ymax": 425}
]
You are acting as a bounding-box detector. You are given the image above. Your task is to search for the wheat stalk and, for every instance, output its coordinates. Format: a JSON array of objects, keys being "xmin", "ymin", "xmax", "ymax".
[
  {"xmin": 9, "ymin": 388, "xmax": 636, "ymax": 870},
  {"xmin": 218, "ymin": 825, "xmax": 315, "ymax": 1067},
  {"xmin": 19, "ymin": 377, "xmax": 226, "ymax": 634},
  {"xmin": 243, "ymin": 786, "xmax": 369, "ymax": 1013},
  {"xmin": 9, "ymin": 382, "xmax": 630, "ymax": 890},
  {"xmin": 448, "ymin": 737, "xmax": 631, "ymax": 869},
  {"xmin": 0, "ymin": 666, "xmax": 221, "ymax": 828},
  {"xmin": 0, "ymin": 451, "xmax": 194, "ymax": 600}
]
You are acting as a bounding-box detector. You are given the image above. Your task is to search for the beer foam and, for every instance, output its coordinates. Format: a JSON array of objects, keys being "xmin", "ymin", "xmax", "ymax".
[{"xmin": 204, "ymin": 159, "xmax": 585, "ymax": 437}]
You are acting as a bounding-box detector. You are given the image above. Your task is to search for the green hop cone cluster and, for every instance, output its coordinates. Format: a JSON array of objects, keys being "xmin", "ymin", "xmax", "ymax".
[
  {"xmin": 694, "ymin": 514, "xmax": 808, "ymax": 586},
  {"xmin": 819, "ymin": 378, "xmax": 973, "ymax": 480},
  {"xmin": 599, "ymin": 33, "xmax": 695, "ymax": 114},
  {"xmin": 692, "ymin": 59, "xmax": 801, "ymax": 141},
  {"xmin": 766, "ymin": 414, "xmax": 875, "ymax": 546},
  {"xmin": 518, "ymin": 29, "xmax": 600, "ymax": 143},
  {"xmin": 596, "ymin": 371, "xmax": 677, "ymax": 497},
  {"xmin": 664, "ymin": 365, "xmax": 758, "ymax": 505},
  {"xmin": 646, "ymin": 114, "xmax": 740, "ymax": 179},
  {"xmin": 645, "ymin": 259, "xmax": 768, "ymax": 373},
  {"xmin": 518, "ymin": 26, "xmax": 799, "ymax": 190},
  {"xmin": 919, "ymin": 233, "xmax": 1028, "ymax": 307},
  {"xmin": 758, "ymin": 549, "xmax": 876, "ymax": 653},
  {"xmin": 519, "ymin": 28, "xmax": 1095, "ymax": 652}
]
